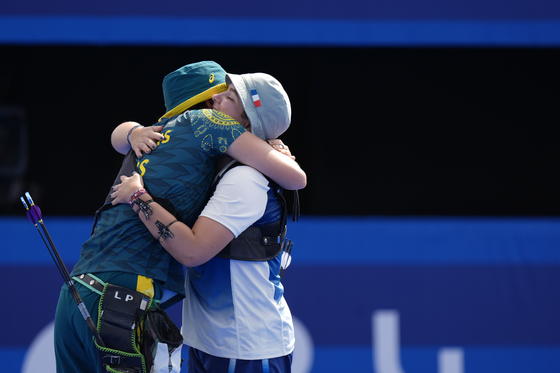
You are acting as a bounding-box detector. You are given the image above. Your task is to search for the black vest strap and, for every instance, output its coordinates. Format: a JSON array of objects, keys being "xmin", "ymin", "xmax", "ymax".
[{"xmin": 214, "ymin": 161, "xmax": 294, "ymax": 262}]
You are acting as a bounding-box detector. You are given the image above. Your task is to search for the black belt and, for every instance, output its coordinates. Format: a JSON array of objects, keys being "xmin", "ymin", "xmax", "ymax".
[{"xmin": 73, "ymin": 273, "xmax": 105, "ymax": 294}]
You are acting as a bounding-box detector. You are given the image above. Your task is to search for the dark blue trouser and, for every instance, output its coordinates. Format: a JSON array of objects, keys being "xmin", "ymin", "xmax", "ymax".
[{"xmin": 187, "ymin": 347, "xmax": 293, "ymax": 373}]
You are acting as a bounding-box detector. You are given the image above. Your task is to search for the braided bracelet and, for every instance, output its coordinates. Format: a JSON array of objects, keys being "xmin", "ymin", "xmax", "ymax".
[
  {"xmin": 134, "ymin": 198, "xmax": 154, "ymax": 220},
  {"xmin": 127, "ymin": 125, "xmax": 142, "ymax": 147},
  {"xmin": 155, "ymin": 220, "xmax": 179, "ymax": 242},
  {"xmin": 129, "ymin": 188, "xmax": 147, "ymax": 208}
]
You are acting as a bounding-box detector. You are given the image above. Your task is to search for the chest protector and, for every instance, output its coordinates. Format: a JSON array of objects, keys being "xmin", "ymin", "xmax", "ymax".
[{"xmin": 214, "ymin": 161, "xmax": 300, "ymax": 262}]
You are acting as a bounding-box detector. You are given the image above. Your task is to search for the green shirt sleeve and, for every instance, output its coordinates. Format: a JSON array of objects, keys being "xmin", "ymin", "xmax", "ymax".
[{"xmin": 190, "ymin": 109, "xmax": 247, "ymax": 154}]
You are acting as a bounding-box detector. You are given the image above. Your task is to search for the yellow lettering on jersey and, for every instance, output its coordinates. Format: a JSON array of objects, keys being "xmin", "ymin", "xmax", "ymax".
[
  {"xmin": 138, "ymin": 159, "xmax": 150, "ymax": 176},
  {"xmin": 156, "ymin": 130, "xmax": 172, "ymax": 146}
]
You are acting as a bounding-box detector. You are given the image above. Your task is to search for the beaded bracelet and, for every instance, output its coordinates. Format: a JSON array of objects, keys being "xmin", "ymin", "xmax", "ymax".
[
  {"xmin": 129, "ymin": 188, "xmax": 147, "ymax": 208},
  {"xmin": 127, "ymin": 125, "xmax": 142, "ymax": 147},
  {"xmin": 155, "ymin": 220, "xmax": 179, "ymax": 242}
]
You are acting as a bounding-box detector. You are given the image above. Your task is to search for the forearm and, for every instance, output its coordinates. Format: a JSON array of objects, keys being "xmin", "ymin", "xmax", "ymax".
[
  {"xmin": 226, "ymin": 132, "xmax": 307, "ymax": 190},
  {"xmin": 111, "ymin": 121, "xmax": 141, "ymax": 154},
  {"xmin": 112, "ymin": 122, "xmax": 165, "ymax": 158},
  {"xmin": 132, "ymin": 192, "xmax": 234, "ymax": 267},
  {"xmin": 260, "ymin": 147, "xmax": 306, "ymax": 190}
]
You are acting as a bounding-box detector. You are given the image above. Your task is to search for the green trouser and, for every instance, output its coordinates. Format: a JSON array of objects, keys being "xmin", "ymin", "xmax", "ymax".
[{"xmin": 54, "ymin": 272, "xmax": 162, "ymax": 373}]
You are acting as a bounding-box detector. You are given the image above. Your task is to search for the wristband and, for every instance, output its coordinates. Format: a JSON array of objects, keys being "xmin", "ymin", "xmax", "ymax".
[
  {"xmin": 129, "ymin": 188, "xmax": 147, "ymax": 208},
  {"xmin": 127, "ymin": 125, "xmax": 142, "ymax": 147},
  {"xmin": 134, "ymin": 198, "xmax": 154, "ymax": 220}
]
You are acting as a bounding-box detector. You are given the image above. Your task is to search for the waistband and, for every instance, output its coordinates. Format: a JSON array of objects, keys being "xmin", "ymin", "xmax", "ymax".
[
  {"xmin": 72, "ymin": 272, "xmax": 162, "ymax": 303},
  {"xmin": 72, "ymin": 273, "xmax": 105, "ymax": 295}
]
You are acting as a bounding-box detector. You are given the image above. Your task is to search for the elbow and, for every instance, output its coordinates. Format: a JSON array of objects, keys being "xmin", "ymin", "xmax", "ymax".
[
  {"xmin": 294, "ymin": 171, "xmax": 307, "ymax": 190},
  {"xmin": 179, "ymin": 254, "xmax": 199, "ymax": 268},
  {"xmin": 179, "ymin": 253, "xmax": 208, "ymax": 268},
  {"xmin": 285, "ymin": 170, "xmax": 307, "ymax": 191},
  {"xmin": 111, "ymin": 129, "xmax": 127, "ymax": 155},
  {"xmin": 110, "ymin": 130, "xmax": 118, "ymax": 150}
]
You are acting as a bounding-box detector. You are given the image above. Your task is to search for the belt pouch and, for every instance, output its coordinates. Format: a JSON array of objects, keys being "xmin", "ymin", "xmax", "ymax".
[
  {"xmin": 143, "ymin": 308, "xmax": 184, "ymax": 373},
  {"xmin": 96, "ymin": 283, "xmax": 152, "ymax": 373}
]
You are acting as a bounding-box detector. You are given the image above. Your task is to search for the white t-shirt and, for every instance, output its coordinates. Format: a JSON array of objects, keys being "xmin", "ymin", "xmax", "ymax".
[
  {"xmin": 182, "ymin": 162, "xmax": 295, "ymax": 360},
  {"xmin": 199, "ymin": 162, "xmax": 269, "ymax": 237}
]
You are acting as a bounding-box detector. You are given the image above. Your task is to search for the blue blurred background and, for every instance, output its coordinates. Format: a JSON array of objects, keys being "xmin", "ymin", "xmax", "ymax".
[{"xmin": 1, "ymin": 1, "xmax": 560, "ymax": 372}]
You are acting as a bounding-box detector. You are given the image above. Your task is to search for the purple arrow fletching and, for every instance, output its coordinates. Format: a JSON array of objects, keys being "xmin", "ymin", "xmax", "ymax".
[
  {"xmin": 30, "ymin": 204, "xmax": 42, "ymax": 222},
  {"xmin": 21, "ymin": 197, "xmax": 36, "ymax": 224},
  {"xmin": 25, "ymin": 210, "xmax": 36, "ymax": 224}
]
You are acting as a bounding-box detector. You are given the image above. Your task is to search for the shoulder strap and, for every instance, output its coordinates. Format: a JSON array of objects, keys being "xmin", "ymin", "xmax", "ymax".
[
  {"xmin": 214, "ymin": 162, "xmax": 289, "ymax": 261},
  {"xmin": 212, "ymin": 159, "xmax": 300, "ymax": 223}
]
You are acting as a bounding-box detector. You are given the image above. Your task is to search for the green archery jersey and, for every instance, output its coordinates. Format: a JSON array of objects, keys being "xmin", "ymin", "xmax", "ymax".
[{"xmin": 71, "ymin": 109, "xmax": 246, "ymax": 305}]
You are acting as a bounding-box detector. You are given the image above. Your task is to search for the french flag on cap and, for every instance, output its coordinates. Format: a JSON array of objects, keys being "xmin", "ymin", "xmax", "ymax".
[{"xmin": 251, "ymin": 89, "xmax": 262, "ymax": 107}]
